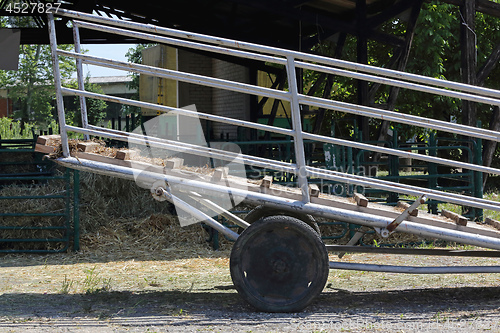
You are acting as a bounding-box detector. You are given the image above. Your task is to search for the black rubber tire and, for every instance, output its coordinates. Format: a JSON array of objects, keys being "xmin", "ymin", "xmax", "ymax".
[
  {"xmin": 230, "ymin": 215, "xmax": 329, "ymax": 312},
  {"xmin": 243, "ymin": 205, "xmax": 321, "ymax": 236}
]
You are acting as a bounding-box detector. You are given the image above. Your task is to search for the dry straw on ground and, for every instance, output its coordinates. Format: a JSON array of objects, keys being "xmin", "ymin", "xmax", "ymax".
[{"xmin": 0, "ymin": 165, "xmax": 235, "ymax": 254}]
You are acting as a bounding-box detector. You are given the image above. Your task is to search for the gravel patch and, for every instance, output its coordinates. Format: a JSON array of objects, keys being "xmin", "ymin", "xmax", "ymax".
[{"xmin": 1, "ymin": 248, "xmax": 500, "ymax": 332}]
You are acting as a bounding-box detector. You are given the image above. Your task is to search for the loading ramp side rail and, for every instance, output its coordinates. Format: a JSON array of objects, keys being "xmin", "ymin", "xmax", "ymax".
[{"xmin": 46, "ymin": 9, "xmax": 500, "ymax": 312}]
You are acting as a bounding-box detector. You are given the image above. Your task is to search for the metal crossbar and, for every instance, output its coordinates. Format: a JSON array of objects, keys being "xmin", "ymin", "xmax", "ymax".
[{"xmin": 47, "ymin": 8, "xmax": 500, "ymax": 216}]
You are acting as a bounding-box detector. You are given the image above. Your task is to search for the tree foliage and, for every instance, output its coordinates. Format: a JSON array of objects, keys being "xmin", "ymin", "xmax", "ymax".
[
  {"xmin": 307, "ymin": 1, "xmax": 500, "ymax": 144},
  {"xmin": 64, "ymin": 78, "xmax": 107, "ymax": 127},
  {"xmin": 0, "ymin": 16, "xmax": 76, "ymax": 128}
]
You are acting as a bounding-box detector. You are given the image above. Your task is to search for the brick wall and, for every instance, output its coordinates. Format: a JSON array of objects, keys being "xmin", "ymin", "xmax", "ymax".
[
  {"xmin": 212, "ymin": 59, "xmax": 250, "ymax": 141},
  {"xmin": 178, "ymin": 50, "xmax": 213, "ymax": 115}
]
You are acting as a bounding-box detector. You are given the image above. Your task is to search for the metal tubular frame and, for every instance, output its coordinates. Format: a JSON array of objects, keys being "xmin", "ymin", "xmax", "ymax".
[
  {"xmin": 154, "ymin": 187, "xmax": 239, "ymax": 241},
  {"xmin": 56, "ymin": 88, "xmax": 500, "ymax": 210},
  {"xmin": 301, "ymin": 94, "xmax": 500, "ymax": 141},
  {"xmin": 47, "ymin": 9, "xmax": 500, "ymax": 262},
  {"xmin": 329, "ymin": 262, "xmax": 500, "ymax": 274},
  {"xmin": 47, "ymin": 13, "xmax": 69, "ymax": 157},
  {"xmin": 56, "ymin": 157, "xmax": 500, "ymax": 251},
  {"xmin": 47, "ymin": 9, "xmax": 500, "ymax": 101},
  {"xmin": 286, "ymin": 56, "xmax": 311, "ymax": 202},
  {"xmin": 187, "ymin": 191, "xmax": 251, "ymax": 229},
  {"xmin": 56, "ymin": 53, "xmax": 500, "ymax": 175},
  {"xmin": 55, "ymin": 50, "xmax": 290, "ymax": 101},
  {"xmin": 64, "ymin": 124, "xmax": 298, "ymax": 174},
  {"xmin": 71, "ymin": 24, "xmax": 89, "ymax": 140}
]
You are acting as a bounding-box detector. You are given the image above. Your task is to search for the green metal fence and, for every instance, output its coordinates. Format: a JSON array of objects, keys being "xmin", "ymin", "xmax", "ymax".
[
  {"xmin": 0, "ymin": 138, "xmax": 80, "ymax": 253},
  {"xmin": 229, "ymin": 121, "xmax": 485, "ymax": 222}
]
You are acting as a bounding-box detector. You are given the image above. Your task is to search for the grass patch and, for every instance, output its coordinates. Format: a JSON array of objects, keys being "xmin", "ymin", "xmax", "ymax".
[
  {"xmin": 0, "ymin": 117, "xmax": 58, "ymax": 139},
  {"xmin": 484, "ymin": 192, "xmax": 500, "ymax": 221}
]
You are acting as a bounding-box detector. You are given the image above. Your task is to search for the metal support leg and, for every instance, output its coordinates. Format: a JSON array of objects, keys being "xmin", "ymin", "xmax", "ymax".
[
  {"xmin": 338, "ymin": 229, "xmax": 366, "ymax": 259},
  {"xmin": 188, "ymin": 191, "xmax": 250, "ymax": 229},
  {"xmin": 152, "ymin": 185, "xmax": 239, "ymax": 241},
  {"xmin": 286, "ymin": 56, "xmax": 310, "ymax": 203}
]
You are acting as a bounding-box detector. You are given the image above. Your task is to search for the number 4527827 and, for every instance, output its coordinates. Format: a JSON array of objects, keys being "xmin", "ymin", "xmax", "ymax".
[{"xmin": 5, "ymin": 2, "xmax": 61, "ymax": 14}]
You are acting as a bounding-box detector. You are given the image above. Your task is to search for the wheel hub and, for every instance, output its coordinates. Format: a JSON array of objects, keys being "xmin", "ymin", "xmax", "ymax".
[{"xmin": 272, "ymin": 258, "xmax": 288, "ymax": 274}]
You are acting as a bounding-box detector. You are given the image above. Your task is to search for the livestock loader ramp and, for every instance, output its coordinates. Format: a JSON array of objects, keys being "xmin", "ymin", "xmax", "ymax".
[{"xmin": 43, "ymin": 9, "xmax": 500, "ymax": 312}]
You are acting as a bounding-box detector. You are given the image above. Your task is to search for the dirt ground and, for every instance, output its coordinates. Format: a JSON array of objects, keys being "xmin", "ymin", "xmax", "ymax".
[{"xmin": 1, "ymin": 243, "xmax": 500, "ymax": 333}]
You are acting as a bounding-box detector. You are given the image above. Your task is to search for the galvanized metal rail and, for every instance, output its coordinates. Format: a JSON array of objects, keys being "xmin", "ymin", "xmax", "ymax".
[
  {"xmin": 47, "ymin": 8, "xmax": 500, "ymax": 283},
  {"xmin": 47, "ymin": 9, "xmax": 500, "ymax": 212}
]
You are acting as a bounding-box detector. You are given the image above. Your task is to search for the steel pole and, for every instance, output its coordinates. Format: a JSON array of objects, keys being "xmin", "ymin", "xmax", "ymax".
[
  {"xmin": 286, "ymin": 56, "xmax": 310, "ymax": 203},
  {"xmin": 47, "ymin": 13, "xmax": 70, "ymax": 157},
  {"xmin": 71, "ymin": 24, "xmax": 89, "ymax": 140}
]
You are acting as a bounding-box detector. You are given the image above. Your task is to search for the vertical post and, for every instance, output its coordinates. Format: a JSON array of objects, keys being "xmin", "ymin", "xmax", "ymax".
[
  {"xmin": 347, "ymin": 146, "xmax": 353, "ymax": 196},
  {"xmin": 460, "ymin": 0, "xmax": 477, "ymax": 128},
  {"xmin": 428, "ymin": 133, "xmax": 438, "ymax": 214},
  {"xmin": 64, "ymin": 168, "xmax": 71, "ymax": 250},
  {"xmin": 47, "ymin": 13, "xmax": 70, "ymax": 157},
  {"xmin": 356, "ymin": 0, "xmax": 370, "ymax": 149},
  {"xmin": 388, "ymin": 130, "xmax": 399, "ymax": 203},
  {"xmin": 72, "ymin": 23, "xmax": 89, "ymax": 140},
  {"xmin": 286, "ymin": 56, "xmax": 310, "ymax": 203},
  {"xmin": 73, "ymin": 169, "xmax": 80, "ymax": 251},
  {"xmin": 474, "ymin": 121, "xmax": 483, "ymax": 221}
]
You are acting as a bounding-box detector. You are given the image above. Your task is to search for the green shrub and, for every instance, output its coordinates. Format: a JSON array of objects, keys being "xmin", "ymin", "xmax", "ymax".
[{"xmin": 0, "ymin": 117, "xmax": 58, "ymax": 139}]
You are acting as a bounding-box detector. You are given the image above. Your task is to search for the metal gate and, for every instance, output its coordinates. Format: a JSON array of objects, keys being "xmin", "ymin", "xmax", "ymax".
[{"xmin": 0, "ymin": 138, "xmax": 80, "ymax": 253}]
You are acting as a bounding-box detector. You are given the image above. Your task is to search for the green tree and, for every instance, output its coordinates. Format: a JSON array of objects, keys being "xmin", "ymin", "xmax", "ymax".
[
  {"xmin": 311, "ymin": 1, "xmax": 500, "ymax": 141},
  {"xmin": 0, "ymin": 16, "xmax": 76, "ymax": 127},
  {"xmin": 65, "ymin": 78, "xmax": 107, "ymax": 127}
]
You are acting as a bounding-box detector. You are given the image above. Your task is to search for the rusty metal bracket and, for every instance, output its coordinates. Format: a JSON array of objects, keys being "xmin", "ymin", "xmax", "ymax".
[{"xmin": 385, "ymin": 194, "xmax": 427, "ymax": 234}]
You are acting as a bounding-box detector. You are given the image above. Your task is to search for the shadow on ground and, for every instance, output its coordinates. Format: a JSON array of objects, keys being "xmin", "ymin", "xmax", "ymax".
[{"xmin": 1, "ymin": 286, "xmax": 499, "ymax": 319}]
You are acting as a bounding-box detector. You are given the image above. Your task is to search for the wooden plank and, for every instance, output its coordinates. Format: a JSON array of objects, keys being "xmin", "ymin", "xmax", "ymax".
[
  {"xmin": 242, "ymin": 177, "xmax": 500, "ymax": 238},
  {"xmin": 206, "ymin": 172, "xmax": 500, "ymax": 239},
  {"xmin": 211, "ymin": 167, "xmax": 228, "ymax": 182},
  {"xmin": 73, "ymin": 152, "xmax": 130, "ymax": 167},
  {"xmin": 460, "ymin": 0, "xmax": 477, "ymax": 127},
  {"xmin": 260, "ymin": 176, "xmax": 273, "ymax": 188},
  {"xmin": 73, "ymin": 152, "xmax": 164, "ymax": 174},
  {"xmin": 309, "ymin": 184, "xmax": 320, "ymax": 198},
  {"xmin": 115, "ymin": 149, "xmax": 138, "ymax": 160},
  {"xmin": 77, "ymin": 142, "xmax": 101, "ymax": 153},
  {"xmin": 397, "ymin": 201, "xmax": 418, "ymax": 217},
  {"xmin": 441, "ymin": 209, "xmax": 468, "ymax": 226},
  {"xmin": 36, "ymin": 135, "xmax": 61, "ymax": 146},
  {"xmin": 485, "ymin": 217, "xmax": 500, "ymax": 231},
  {"xmin": 310, "ymin": 196, "xmax": 500, "ymax": 238},
  {"xmin": 132, "ymin": 160, "xmax": 165, "ymax": 174},
  {"xmin": 164, "ymin": 157, "xmax": 184, "ymax": 169},
  {"xmin": 35, "ymin": 144, "xmax": 55, "ymax": 154},
  {"xmin": 353, "ymin": 193, "xmax": 368, "ymax": 207}
]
